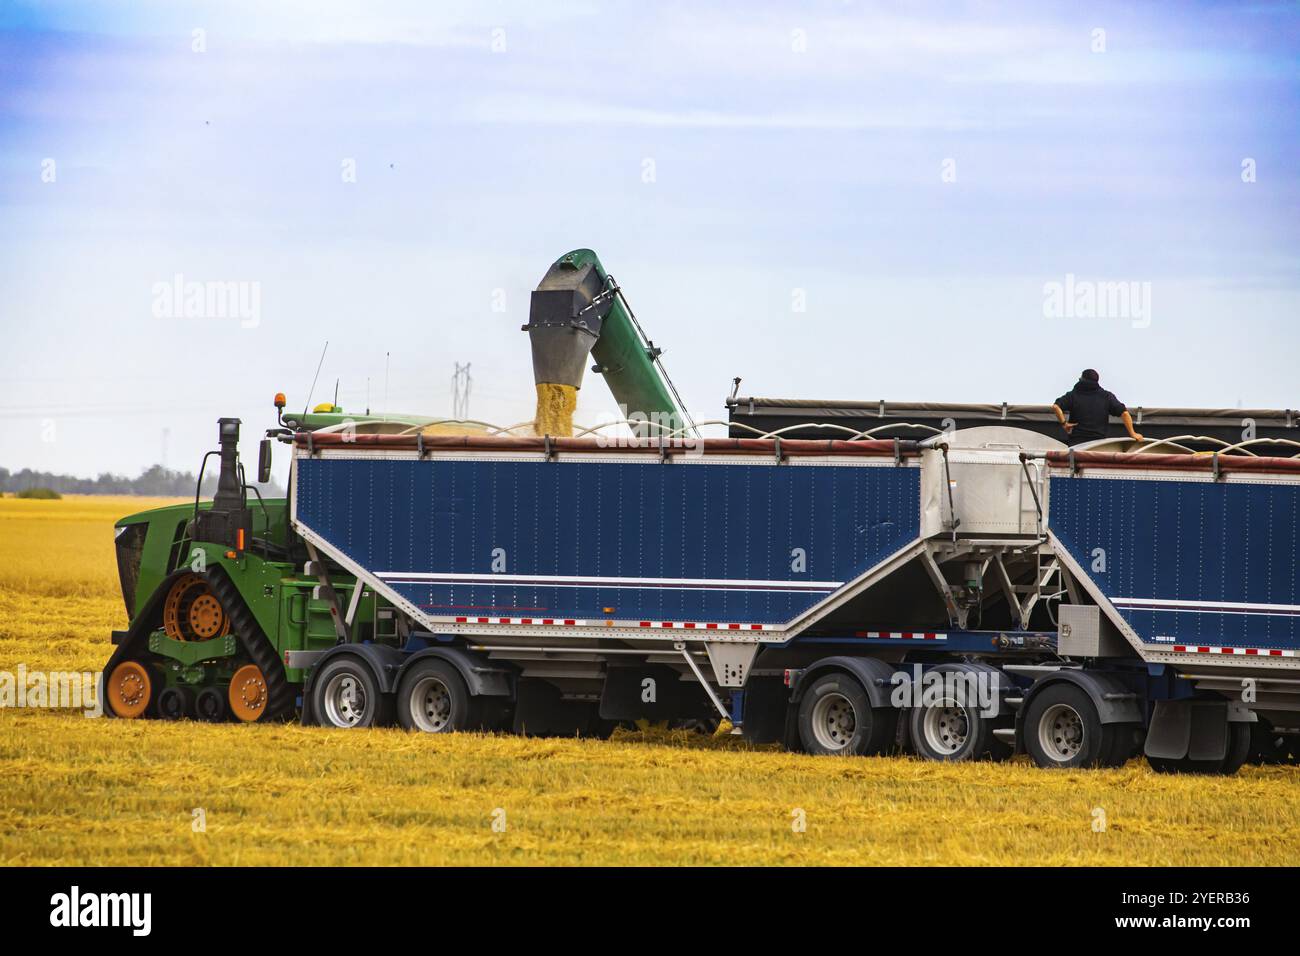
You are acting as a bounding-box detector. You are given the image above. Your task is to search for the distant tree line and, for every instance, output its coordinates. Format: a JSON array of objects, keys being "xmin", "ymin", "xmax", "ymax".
[{"xmin": 0, "ymin": 464, "xmax": 285, "ymax": 498}]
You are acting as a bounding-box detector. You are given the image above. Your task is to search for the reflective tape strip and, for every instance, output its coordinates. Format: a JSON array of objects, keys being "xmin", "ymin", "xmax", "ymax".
[
  {"xmin": 854, "ymin": 630, "xmax": 946, "ymax": 641},
  {"xmin": 638, "ymin": 621, "xmax": 770, "ymax": 631},
  {"xmin": 453, "ymin": 616, "xmax": 584, "ymax": 626},
  {"xmin": 1169, "ymin": 644, "xmax": 1296, "ymax": 657}
]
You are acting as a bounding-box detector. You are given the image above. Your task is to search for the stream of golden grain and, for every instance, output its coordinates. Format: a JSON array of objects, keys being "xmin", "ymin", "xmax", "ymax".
[
  {"xmin": 1, "ymin": 496, "xmax": 1296, "ymax": 866},
  {"xmin": 533, "ymin": 382, "xmax": 577, "ymax": 437}
]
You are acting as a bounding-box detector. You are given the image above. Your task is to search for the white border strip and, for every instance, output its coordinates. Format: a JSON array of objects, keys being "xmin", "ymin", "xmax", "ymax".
[
  {"xmin": 1114, "ymin": 596, "xmax": 1300, "ymax": 615},
  {"xmin": 376, "ymin": 571, "xmax": 841, "ymax": 593}
]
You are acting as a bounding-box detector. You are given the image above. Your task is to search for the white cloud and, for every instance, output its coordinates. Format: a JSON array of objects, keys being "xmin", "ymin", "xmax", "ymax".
[{"xmin": 465, "ymin": 96, "xmax": 999, "ymax": 131}]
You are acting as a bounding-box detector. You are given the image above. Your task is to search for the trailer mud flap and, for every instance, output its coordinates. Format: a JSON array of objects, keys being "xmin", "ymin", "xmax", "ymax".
[
  {"xmin": 1145, "ymin": 699, "xmax": 1256, "ymax": 761},
  {"xmin": 740, "ymin": 676, "xmax": 790, "ymax": 744}
]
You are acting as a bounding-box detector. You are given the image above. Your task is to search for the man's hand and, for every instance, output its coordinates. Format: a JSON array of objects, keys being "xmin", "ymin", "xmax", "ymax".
[
  {"xmin": 1062, "ymin": 422, "xmax": 1075, "ymax": 434},
  {"xmin": 1130, "ymin": 432, "xmax": 1144, "ymax": 442}
]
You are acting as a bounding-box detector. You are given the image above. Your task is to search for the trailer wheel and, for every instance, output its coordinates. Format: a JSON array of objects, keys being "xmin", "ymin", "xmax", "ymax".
[
  {"xmin": 907, "ymin": 663, "xmax": 1009, "ymax": 762},
  {"xmin": 1147, "ymin": 754, "xmax": 1223, "ymax": 775},
  {"xmin": 797, "ymin": 673, "xmax": 893, "ymax": 756},
  {"xmin": 1249, "ymin": 719, "xmax": 1299, "ymax": 765},
  {"xmin": 396, "ymin": 659, "xmax": 474, "ymax": 733},
  {"xmin": 910, "ymin": 697, "xmax": 996, "ymax": 762},
  {"xmin": 1221, "ymin": 722, "xmax": 1252, "ymax": 775},
  {"xmin": 1024, "ymin": 684, "xmax": 1110, "ymax": 769},
  {"xmin": 313, "ymin": 657, "xmax": 392, "ymax": 729},
  {"xmin": 1102, "ymin": 723, "xmax": 1142, "ymax": 768}
]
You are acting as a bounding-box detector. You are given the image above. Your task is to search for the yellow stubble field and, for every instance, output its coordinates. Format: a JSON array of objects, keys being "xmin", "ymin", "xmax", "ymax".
[{"xmin": 0, "ymin": 495, "xmax": 1296, "ymax": 866}]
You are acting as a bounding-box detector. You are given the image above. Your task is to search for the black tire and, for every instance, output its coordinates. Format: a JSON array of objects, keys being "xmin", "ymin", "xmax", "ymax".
[
  {"xmin": 1145, "ymin": 755, "xmax": 1182, "ymax": 774},
  {"xmin": 797, "ymin": 672, "xmax": 895, "ymax": 756},
  {"xmin": 1102, "ymin": 722, "xmax": 1142, "ymax": 768},
  {"xmin": 156, "ymin": 686, "xmax": 193, "ymax": 720},
  {"xmin": 396, "ymin": 659, "xmax": 475, "ymax": 733},
  {"xmin": 1221, "ymin": 721, "xmax": 1252, "ymax": 775},
  {"xmin": 475, "ymin": 695, "xmax": 513, "ymax": 733},
  {"xmin": 1148, "ymin": 755, "xmax": 1223, "ymax": 775},
  {"xmin": 1249, "ymin": 718, "xmax": 1299, "ymax": 764},
  {"xmin": 1249, "ymin": 719, "xmax": 1283, "ymax": 763},
  {"xmin": 311, "ymin": 656, "xmax": 392, "ymax": 729},
  {"xmin": 907, "ymin": 663, "xmax": 1009, "ymax": 762},
  {"xmin": 586, "ymin": 714, "xmax": 620, "ymax": 740},
  {"xmin": 195, "ymin": 687, "xmax": 227, "ymax": 722},
  {"xmin": 1023, "ymin": 683, "xmax": 1109, "ymax": 769}
]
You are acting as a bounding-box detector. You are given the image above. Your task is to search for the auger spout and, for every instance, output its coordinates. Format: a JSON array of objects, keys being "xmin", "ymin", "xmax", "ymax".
[{"xmin": 524, "ymin": 248, "xmax": 687, "ymax": 438}]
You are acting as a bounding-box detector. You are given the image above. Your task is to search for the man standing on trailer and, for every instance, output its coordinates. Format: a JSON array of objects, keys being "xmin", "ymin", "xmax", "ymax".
[{"xmin": 1051, "ymin": 369, "xmax": 1144, "ymax": 446}]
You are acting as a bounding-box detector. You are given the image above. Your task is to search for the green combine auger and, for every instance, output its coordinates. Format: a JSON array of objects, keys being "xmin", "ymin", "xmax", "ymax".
[{"xmin": 524, "ymin": 248, "xmax": 692, "ymax": 439}]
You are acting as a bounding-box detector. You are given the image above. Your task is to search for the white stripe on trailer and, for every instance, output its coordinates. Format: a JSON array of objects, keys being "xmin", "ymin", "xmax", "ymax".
[
  {"xmin": 375, "ymin": 571, "xmax": 842, "ymax": 592},
  {"xmin": 1114, "ymin": 596, "xmax": 1300, "ymax": 616}
]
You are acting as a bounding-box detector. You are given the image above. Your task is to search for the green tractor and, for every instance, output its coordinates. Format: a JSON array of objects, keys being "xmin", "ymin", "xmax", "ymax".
[{"xmin": 103, "ymin": 401, "xmax": 422, "ymax": 723}]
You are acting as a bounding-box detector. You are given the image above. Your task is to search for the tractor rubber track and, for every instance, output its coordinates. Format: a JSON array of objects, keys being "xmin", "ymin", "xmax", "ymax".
[{"xmin": 205, "ymin": 566, "xmax": 296, "ymax": 721}]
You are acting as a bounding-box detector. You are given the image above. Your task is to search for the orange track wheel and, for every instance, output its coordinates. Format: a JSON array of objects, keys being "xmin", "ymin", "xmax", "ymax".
[
  {"xmin": 187, "ymin": 592, "xmax": 228, "ymax": 640},
  {"xmin": 107, "ymin": 661, "xmax": 153, "ymax": 718},
  {"xmin": 228, "ymin": 664, "xmax": 269, "ymax": 722},
  {"xmin": 162, "ymin": 573, "xmax": 229, "ymax": 641}
]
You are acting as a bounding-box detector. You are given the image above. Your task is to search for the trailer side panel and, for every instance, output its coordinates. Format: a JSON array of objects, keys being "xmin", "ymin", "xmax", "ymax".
[
  {"xmin": 295, "ymin": 455, "xmax": 921, "ymax": 628},
  {"xmin": 1049, "ymin": 473, "xmax": 1300, "ymax": 656}
]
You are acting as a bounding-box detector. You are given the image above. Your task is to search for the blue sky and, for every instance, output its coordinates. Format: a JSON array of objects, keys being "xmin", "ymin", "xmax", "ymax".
[{"xmin": 1, "ymin": 0, "xmax": 1297, "ymax": 479}]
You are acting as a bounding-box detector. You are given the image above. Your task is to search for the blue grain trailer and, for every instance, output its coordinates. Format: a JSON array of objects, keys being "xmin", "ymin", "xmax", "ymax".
[{"xmin": 286, "ymin": 424, "xmax": 1300, "ymax": 773}]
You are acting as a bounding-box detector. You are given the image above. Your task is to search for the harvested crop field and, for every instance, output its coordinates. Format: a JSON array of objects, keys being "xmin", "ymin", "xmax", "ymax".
[{"xmin": 1, "ymin": 495, "xmax": 1297, "ymax": 866}]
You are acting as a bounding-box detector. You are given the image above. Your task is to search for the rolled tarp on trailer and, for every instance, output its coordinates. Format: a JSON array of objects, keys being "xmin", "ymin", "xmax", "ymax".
[
  {"xmin": 728, "ymin": 396, "xmax": 1300, "ymax": 448},
  {"xmin": 290, "ymin": 436, "xmax": 926, "ymax": 637},
  {"xmin": 1044, "ymin": 451, "xmax": 1300, "ymax": 664}
]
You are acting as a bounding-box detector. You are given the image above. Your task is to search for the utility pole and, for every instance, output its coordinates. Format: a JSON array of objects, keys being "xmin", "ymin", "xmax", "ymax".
[{"xmin": 452, "ymin": 363, "xmax": 472, "ymax": 420}]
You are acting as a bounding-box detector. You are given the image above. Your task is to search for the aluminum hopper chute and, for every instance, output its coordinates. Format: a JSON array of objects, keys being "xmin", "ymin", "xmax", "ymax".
[{"xmin": 523, "ymin": 248, "xmax": 693, "ymax": 438}]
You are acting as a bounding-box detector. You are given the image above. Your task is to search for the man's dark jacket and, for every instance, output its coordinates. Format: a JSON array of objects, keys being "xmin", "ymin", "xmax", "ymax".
[{"xmin": 1055, "ymin": 379, "xmax": 1126, "ymax": 445}]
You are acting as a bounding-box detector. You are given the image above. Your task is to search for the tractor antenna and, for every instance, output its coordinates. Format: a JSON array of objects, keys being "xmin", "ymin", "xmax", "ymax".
[
  {"xmin": 366, "ymin": 377, "xmax": 371, "ymax": 416},
  {"xmin": 333, "ymin": 378, "xmax": 339, "ymax": 409},
  {"xmin": 303, "ymin": 341, "xmax": 329, "ymax": 415}
]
